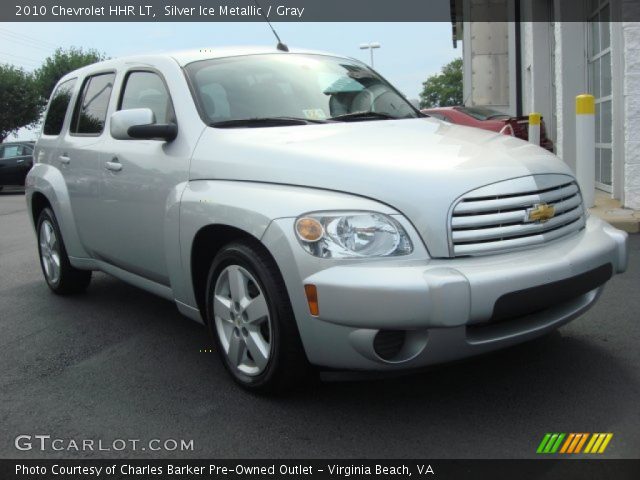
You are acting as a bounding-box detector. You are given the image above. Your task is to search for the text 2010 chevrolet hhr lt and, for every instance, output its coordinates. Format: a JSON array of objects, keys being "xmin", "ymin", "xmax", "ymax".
[{"xmin": 26, "ymin": 47, "xmax": 628, "ymax": 392}]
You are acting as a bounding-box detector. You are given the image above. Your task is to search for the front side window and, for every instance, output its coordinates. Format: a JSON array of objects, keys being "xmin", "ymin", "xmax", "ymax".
[
  {"xmin": 71, "ymin": 73, "xmax": 115, "ymax": 135},
  {"xmin": 1, "ymin": 145, "xmax": 20, "ymax": 158},
  {"xmin": 119, "ymin": 71, "xmax": 175, "ymax": 124},
  {"xmin": 43, "ymin": 78, "xmax": 76, "ymax": 136},
  {"xmin": 185, "ymin": 54, "xmax": 419, "ymax": 125}
]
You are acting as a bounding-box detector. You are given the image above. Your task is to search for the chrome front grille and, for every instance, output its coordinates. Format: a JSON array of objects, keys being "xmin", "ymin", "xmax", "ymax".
[{"xmin": 450, "ymin": 176, "xmax": 586, "ymax": 257}]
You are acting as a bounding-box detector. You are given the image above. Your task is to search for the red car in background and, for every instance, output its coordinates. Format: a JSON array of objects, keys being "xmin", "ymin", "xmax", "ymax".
[{"xmin": 421, "ymin": 106, "xmax": 554, "ymax": 153}]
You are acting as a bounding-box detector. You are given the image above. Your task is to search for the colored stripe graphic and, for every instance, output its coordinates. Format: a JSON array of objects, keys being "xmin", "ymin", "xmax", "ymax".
[
  {"xmin": 567, "ymin": 433, "xmax": 582, "ymax": 453},
  {"xmin": 550, "ymin": 433, "xmax": 565, "ymax": 453},
  {"xmin": 592, "ymin": 434, "xmax": 606, "ymax": 452},
  {"xmin": 598, "ymin": 434, "xmax": 613, "ymax": 453},
  {"xmin": 537, "ymin": 434, "xmax": 552, "ymax": 453},
  {"xmin": 559, "ymin": 433, "xmax": 575, "ymax": 453},
  {"xmin": 574, "ymin": 433, "xmax": 589, "ymax": 453},
  {"xmin": 536, "ymin": 433, "xmax": 613, "ymax": 455},
  {"xmin": 537, "ymin": 433, "xmax": 566, "ymax": 454},
  {"xmin": 585, "ymin": 433, "xmax": 614, "ymax": 454},
  {"xmin": 539, "ymin": 433, "xmax": 614, "ymax": 454},
  {"xmin": 584, "ymin": 434, "xmax": 598, "ymax": 453},
  {"xmin": 544, "ymin": 434, "xmax": 559, "ymax": 453}
]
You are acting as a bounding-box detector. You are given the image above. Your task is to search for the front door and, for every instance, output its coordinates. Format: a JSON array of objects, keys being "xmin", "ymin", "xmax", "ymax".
[{"xmin": 94, "ymin": 69, "xmax": 189, "ymax": 286}]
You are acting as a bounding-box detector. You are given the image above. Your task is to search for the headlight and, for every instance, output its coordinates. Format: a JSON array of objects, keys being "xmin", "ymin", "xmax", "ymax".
[{"xmin": 294, "ymin": 211, "xmax": 413, "ymax": 258}]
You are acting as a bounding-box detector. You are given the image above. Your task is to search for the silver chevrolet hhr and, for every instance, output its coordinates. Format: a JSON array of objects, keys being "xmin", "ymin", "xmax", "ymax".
[{"xmin": 26, "ymin": 46, "xmax": 628, "ymax": 392}]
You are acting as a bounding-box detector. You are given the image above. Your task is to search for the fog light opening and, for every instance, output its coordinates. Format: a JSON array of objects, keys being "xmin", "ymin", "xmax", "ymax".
[{"xmin": 373, "ymin": 330, "xmax": 406, "ymax": 361}]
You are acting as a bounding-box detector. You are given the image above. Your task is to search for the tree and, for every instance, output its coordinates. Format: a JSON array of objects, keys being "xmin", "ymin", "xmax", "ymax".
[
  {"xmin": 34, "ymin": 47, "xmax": 105, "ymax": 101},
  {"xmin": 0, "ymin": 64, "xmax": 42, "ymax": 142},
  {"xmin": 419, "ymin": 58, "xmax": 463, "ymax": 108}
]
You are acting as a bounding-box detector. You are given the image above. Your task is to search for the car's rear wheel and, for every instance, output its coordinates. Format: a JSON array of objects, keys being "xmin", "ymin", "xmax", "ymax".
[
  {"xmin": 37, "ymin": 207, "xmax": 91, "ymax": 294},
  {"xmin": 205, "ymin": 240, "xmax": 311, "ymax": 393}
]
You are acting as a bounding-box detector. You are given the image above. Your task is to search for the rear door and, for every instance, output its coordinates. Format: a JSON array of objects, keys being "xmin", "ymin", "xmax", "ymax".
[{"xmin": 60, "ymin": 72, "xmax": 116, "ymax": 255}]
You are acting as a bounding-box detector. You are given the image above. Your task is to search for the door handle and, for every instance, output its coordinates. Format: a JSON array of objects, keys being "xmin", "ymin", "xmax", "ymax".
[
  {"xmin": 17, "ymin": 159, "xmax": 24, "ymax": 164},
  {"xmin": 105, "ymin": 158, "xmax": 123, "ymax": 172},
  {"xmin": 59, "ymin": 154, "xmax": 70, "ymax": 165}
]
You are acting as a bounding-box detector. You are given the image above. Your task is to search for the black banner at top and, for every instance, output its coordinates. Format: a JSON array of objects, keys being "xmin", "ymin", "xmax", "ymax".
[{"xmin": 3, "ymin": 0, "xmax": 640, "ymax": 22}]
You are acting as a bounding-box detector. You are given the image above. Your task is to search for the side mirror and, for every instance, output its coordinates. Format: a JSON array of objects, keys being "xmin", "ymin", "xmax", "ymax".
[{"xmin": 110, "ymin": 108, "xmax": 177, "ymax": 142}]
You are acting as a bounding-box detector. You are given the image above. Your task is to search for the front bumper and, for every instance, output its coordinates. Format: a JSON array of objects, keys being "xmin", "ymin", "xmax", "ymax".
[{"xmin": 262, "ymin": 216, "xmax": 627, "ymax": 370}]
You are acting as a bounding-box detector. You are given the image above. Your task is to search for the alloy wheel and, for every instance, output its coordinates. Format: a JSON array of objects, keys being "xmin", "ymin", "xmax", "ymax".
[
  {"xmin": 213, "ymin": 265, "xmax": 272, "ymax": 376},
  {"xmin": 39, "ymin": 219, "xmax": 61, "ymax": 285}
]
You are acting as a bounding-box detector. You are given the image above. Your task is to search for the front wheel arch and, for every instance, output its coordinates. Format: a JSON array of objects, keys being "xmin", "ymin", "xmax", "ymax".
[{"xmin": 191, "ymin": 224, "xmax": 276, "ymax": 323}]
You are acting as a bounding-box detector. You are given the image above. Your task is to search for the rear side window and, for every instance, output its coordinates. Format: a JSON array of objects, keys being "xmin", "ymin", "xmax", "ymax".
[
  {"xmin": 71, "ymin": 73, "xmax": 116, "ymax": 135},
  {"xmin": 43, "ymin": 78, "xmax": 76, "ymax": 136},
  {"xmin": 119, "ymin": 71, "xmax": 175, "ymax": 124}
]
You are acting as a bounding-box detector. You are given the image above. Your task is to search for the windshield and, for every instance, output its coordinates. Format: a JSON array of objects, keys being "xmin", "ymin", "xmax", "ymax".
[
  {"xmin": 455, "ymin": 106, "xmax": 510, "ymax": 121},
  {"xmin": 185, "ymin": 54, "xmax": 419, "ymax": 126}
]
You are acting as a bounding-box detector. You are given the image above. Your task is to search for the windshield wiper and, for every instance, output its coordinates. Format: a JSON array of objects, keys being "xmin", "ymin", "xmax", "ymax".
[
  {"xmin": 329, "ymin": 111, "xmax": 400, "ymax": 122},
  {"xmin": 210, "ymin": 117, "xmax": 328, "ymax": 128}
]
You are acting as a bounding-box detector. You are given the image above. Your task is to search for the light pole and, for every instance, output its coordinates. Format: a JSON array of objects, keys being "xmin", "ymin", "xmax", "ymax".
[{"xmin": 359, "ymin": 42, "xmax": 381, "ymax": 67}]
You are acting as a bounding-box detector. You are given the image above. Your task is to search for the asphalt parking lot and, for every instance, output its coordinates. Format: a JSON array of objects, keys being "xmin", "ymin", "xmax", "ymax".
[{"xmin": 1, "ymin": 189, "xmax": 639, "ymax": 459}]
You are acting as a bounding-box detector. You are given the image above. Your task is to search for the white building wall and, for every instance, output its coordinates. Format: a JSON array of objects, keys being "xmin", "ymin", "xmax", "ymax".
[
  {"xmin": 521, "ymin": 22, "xmax": 534, "ymax": 114},
  {"xmin": 553, "ymin": 21, "xmax": 565, "ymax": 161},
  {"xmin": 623, "ymin": 22, "xmax": 640, "ymax": 208},
  {"xmin": 551, "ymin": 21, "xmax": 588, "ymax": 174},
  {"xmin": 520, "ymin": 17, "xmax": 555, "ymax": 144}
]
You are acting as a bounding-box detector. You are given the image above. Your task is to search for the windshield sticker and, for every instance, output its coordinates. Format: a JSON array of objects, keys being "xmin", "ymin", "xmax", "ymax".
[{"xmin": 302, "ymin": 109, "xmax": 327, "ymax": 120}]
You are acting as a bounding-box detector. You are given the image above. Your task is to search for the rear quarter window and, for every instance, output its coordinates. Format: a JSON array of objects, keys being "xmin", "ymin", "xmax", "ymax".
[{"xmin": 43, "ymin": 78, "xmax": 77, "ymax": 136}]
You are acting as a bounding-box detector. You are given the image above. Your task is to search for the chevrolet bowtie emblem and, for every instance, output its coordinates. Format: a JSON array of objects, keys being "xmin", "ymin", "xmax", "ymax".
[{"xmin": 526, "ymin": 203, "xmax": 556, "ymax": 223}]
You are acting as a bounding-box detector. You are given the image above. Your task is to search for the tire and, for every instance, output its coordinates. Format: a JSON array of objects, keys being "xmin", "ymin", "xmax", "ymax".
[
  {"xmin": 205, "ymin": 240, "xmax": 311, "ymax": 393},
  {"xmin": 36, "ymin": 207, "xmax": 92, "ymax": 295}
]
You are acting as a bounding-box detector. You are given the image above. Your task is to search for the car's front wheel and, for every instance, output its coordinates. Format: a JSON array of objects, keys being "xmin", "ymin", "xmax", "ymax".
[
  {"xmin": 37, "ymin": 207, "xmax": 91, "ymax": 294},
  {"xmin": 205, "ymin": 240, "xmax": 310, "ymax": 393}
]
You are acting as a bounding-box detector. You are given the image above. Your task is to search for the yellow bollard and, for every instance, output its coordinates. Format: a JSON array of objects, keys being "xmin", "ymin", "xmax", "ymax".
[
  {"xmin": 528, "ymin": 112, "xmax": 541, "ymax": 146},
  {"xmin": 576, "ymin": 94, "xmax": 596, "ymax": 208}
]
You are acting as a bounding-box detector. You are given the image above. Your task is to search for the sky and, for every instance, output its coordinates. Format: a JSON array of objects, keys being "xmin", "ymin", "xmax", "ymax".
[{"xmin": 0, "ymin": 21, "xmax": 460, "ymax": 140}]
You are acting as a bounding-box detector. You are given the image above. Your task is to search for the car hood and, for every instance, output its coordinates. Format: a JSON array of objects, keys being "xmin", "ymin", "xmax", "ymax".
[{"xmin": 190, "ymin": 117, "xmax": 575, "ymax": 257}]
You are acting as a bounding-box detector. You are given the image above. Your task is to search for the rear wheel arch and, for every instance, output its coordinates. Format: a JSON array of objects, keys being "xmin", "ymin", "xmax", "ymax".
[{"xmin": 31, "ymin": 192, "xmax": 52, "ymax": 227}]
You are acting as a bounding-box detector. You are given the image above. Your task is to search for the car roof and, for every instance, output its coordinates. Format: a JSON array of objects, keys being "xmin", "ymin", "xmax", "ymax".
[
  {"xmin": 57, "ymin": 46, "xmax": 350, "ymax": 83},
  {"xmin": 169, "ymin": 45, "xmax": 344, "ymax": 66}
]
